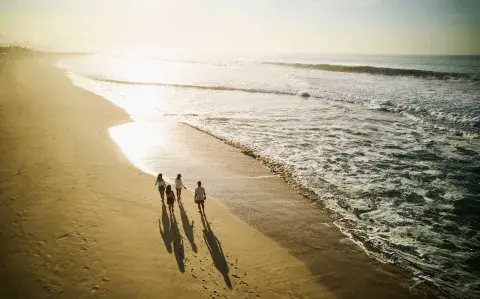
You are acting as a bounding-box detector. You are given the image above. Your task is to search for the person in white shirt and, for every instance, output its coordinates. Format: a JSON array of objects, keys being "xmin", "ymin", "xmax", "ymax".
[
  {"xmin": 175, "ymin": 173, "xmax": 187, "ymax": 200},
  {"xmin": 194, "ymin": 181, "xmax": 206, "ymax": 213},
  {"xmin": 154, "ymin": 173, "xmax": 166, "ymax": 201}
]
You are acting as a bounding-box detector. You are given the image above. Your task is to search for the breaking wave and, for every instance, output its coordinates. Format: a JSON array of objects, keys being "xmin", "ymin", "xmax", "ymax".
[
  {"xmin": 60, "ymin": 53, "xmax": 480, "ymax": 298},
  {"xmin": 88, "ymin": 76, "xmax": 300, "ymax": 96},
  {"xmin": 88, "ymin": 75, "xmax": 480, "ymax": 135},
  {"xmin": 263, "ymin": 62, "xmax": 480, "ymax": 81}
]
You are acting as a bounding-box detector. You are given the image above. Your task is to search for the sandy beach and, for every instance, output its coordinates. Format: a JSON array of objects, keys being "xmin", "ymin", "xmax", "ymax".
[{"xmin": 0, "ymin": 56, "xmax": 440, "ymax": 299}]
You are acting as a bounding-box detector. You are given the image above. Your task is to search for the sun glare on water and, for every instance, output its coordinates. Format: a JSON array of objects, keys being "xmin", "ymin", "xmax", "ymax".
[{"xmin": 109, "ymin": 122, "xmax": 176, "ymax": 176}]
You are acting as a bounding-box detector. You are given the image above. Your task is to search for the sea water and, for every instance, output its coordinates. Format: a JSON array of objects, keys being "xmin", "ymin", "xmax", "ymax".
[{"xmin": 58, "ymin": 53, "xmax": 480, "ymax": 298}]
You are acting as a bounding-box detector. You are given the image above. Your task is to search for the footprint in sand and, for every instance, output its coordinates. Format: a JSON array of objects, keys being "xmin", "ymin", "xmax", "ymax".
[{"xmin": 90, "ymin": 285, "xmax": 100, "ymax": 294}]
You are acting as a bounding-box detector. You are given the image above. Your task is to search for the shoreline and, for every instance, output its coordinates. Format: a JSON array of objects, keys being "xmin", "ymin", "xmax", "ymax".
[
  {"xmin": 96, "ymin": 67, "xmax": 443, "ymax": 296},
  {"xmin": 109, "ymin": 120, "xmax": 442, "ymax": 298},
  {"xmin": 1, "ymin": 56, "xmax": 337, "ymax": 299},
  {"xmin": 71, "ymin": 55, "xmax": 443, "ymax": 298},
  {"xmin": 0, "ymin": 56, "xmax": 441, "ymax": 298}
]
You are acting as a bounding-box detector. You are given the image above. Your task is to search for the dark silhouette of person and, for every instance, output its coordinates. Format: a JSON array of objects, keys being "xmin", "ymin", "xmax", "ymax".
[
  {"xmin": 155, "ymin": 173, "xmax": 166, "ymax": 201},
  {"xmin": 194, "ymin": 181, "xmax": 206, "ymax": 213},
  {"xmin": 175, "ymin": 173, "xmax": 187, "ymax": 200},
  {"xmin": 166, "ymin": 184, "xmax": 176, "ymax": 213}
]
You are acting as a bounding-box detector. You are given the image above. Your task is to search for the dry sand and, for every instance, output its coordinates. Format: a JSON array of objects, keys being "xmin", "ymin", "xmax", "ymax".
[{"xmin": 0, "ymin": 56, "xmax": 440, "ymax": 298}]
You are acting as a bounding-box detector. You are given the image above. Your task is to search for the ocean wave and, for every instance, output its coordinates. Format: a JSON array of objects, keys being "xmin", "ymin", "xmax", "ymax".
[
  {"xmin": 88, "ymin": 76, "xmax": 300, "ymax": 96},
  {"xmin": 180, "ymin": 119, "xmax": 480, "ymax": 299},
  {"xmin": 66, "ymin": 66, "xmax": 480, "ymax": 298},
  {"xmin": 400, "ymin": 111, "xmax": 480, "ymax": 139},
  {"xmin": 263, "ymin": 62, "xmax": 480, "ymax": 81},
  {"xmin": 88, "ymin": 74, "xmax": 480, "ymax": 134}
]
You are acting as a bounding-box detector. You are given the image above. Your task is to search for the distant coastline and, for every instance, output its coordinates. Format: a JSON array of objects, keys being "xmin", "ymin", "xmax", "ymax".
[{"xmin": 0, "ymin": 45, "xmax": 36, "ymax": 57}]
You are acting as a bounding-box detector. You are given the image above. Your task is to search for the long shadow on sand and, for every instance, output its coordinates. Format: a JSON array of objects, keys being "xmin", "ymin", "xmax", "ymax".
[
  {"xmin": 179, "ymin": 200, "xmax": 198, "ymax": 253},
  {"xmin": 159, "ymin": 202, "xmax": 172, "ymax": 253},
  {"xmin": 170, "ymin": 211, "xmax": 185, "ymax": 273},
  {"xmin": 158, "ymin": 202, "xmax": 185, "ymax": 272},
  {"xmin": 201, "ymin": 213, "xmax": 232, "ymax": 288}
]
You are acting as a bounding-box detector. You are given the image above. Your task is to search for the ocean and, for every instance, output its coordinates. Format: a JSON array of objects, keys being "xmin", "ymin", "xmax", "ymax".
[{"xmin": 58, "ymin": 53, "xmax": 480, "ymax": 298}]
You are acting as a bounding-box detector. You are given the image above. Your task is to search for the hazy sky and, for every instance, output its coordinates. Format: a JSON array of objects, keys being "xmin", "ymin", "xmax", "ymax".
[{"xmin": 1, "ymin": 0, "xmax": 479, "ymax": 54}]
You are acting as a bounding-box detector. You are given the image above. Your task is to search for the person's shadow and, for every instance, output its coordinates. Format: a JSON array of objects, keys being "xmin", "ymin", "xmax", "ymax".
[
  {"xmin": 201, "ymin": 213, "xmax": 232, "ymax": 288},
  {"xmin": 179, "ymin": 200, "xmax": 198, "ymax": 253},
  {"xmin": 159, "ymin": 201, "xmax": 172, "ymax": 253},
  {"xmin": 170, "ymin": 211, "xmax": 185, "ymax": 273}
]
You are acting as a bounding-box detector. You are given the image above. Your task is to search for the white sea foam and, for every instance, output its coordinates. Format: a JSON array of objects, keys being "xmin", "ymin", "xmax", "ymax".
[{"xmin": 59, "ymin": 54, "xmax": 480, "ymax": 298}]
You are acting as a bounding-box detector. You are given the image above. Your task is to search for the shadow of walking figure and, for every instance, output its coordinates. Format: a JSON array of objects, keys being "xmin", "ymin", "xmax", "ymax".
[
  {"xmin": 170, "ymin": 211, "xmax": 185, "ymax": 273},
  {"xmin": 159, "ymin": 201, "xmax": 172, "ymax": 253},
  {"xmin": 179, "ymin": 200, "xmax": 198, "ymax": 253},
  {"xmin": 201, "ymin": 213, "xmax": 232, "ymax": 288},
  {"xmin": 158, "ymin": 202, "xmax": 185, "ymax": 272}
]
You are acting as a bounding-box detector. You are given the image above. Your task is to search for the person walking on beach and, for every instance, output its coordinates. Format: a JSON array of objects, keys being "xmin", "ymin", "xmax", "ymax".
[
  {"xmin": 195, "ymin": 181, "xmax": 206, "ymax": 213},
  {"xmin": 175, "ymin": 174, "xmax": 187, "ymax": 200},
  {"xmin": 155, "ymin": 173, "xmax": 166, "ymax": 201},
  {"xmin": 166, "ymin": 185, "xmax": 176, "ymax": 213}
]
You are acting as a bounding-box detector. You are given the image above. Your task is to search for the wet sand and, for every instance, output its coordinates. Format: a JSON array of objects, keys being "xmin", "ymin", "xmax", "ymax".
[
  {"xmin": 0, "ymin": 56, "xmax": 440, "ymax": 298},
  {"xmin": 112, "ymin": 121, "xmax": 441, "ymax": 299}
]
